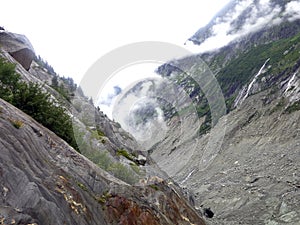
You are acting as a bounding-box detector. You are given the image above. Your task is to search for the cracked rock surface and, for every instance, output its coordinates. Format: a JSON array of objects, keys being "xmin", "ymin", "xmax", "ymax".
[
  {"xmin": 150, "ymin": 91, "xmax": 300, "ymax": 225},
  {"xmin": 0, "ymin": 98, "xmax": 206, "ymax": 225}
]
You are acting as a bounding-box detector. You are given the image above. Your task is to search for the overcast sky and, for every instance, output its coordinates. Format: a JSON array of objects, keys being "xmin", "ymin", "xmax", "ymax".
[{"xmin": 0, "ymin": 0, "xmax": 231, "ymax": 83}]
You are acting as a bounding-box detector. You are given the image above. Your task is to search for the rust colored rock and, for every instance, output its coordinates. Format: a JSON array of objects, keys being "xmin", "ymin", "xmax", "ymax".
[
  {"xmin": 0, "ymin": 98, "xmax": 207, "ymax": 225},
  {"xmin": 105, "ymin": 195, "xmax": 160, "ymax": 225}
]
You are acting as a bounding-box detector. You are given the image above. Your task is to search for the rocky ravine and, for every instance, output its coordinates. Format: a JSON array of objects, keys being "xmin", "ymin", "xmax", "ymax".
[
  {"xmin": 0, "ymin": 30, "xmax": 207, "ymax": 224},
  {"xmin": 0, "ymin": 98, "xmax": 206, "ymax": 225},
  {"xmin": 150, "ymin": 88, "xmax": 300, "ymax": 225},
  {"xmin": 146, "ymin": 5, "xmax": 300, "ymax": 224}
]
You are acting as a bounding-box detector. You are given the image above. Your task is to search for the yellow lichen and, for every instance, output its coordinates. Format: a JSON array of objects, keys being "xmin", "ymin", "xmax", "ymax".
[
  {"xmin": 55, "ymin": 175, "xmax": 87, "ymax": 215},
  {"xmin": 181, "ymin": 215, "xmax": 195, "ymax": 225}
]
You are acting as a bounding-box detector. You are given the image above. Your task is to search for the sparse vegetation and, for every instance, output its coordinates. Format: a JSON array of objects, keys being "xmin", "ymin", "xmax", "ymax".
[
  {"xmin": 96, "ymin": 127, "xmax": 105, "ymax": 137},
  {"xmin": 216, "ymin": 32, "xmax": 300, "ymax": 97},
  {"xmin": 51, "ymin": 75, "xmax": 77, "ymax": 102},
  {"xmin": 10, "ymin": 119, "xmax": 23, "ymax": 129},
  {"xmin": 198, "ymin": 121, "xmax": 211, "ymax": 135},
  {"xmin": 90, "ymin": 127, "xmax": 106, "ymax": 140},
  {"xmin": 0, "ymin": 57, "xmax": 79, "ymax": 151},
  {"xmin": 108, "ymin": 162, "xmax": 138, "ymax": 184},
  {"xmin": 149, "ymin": 184, "xmax": 159, "ymax": 191},
  {"xmin": 34, "ymin": 55, "xmax": 56, "ymax": 75},
  {"xmin": 74, "ymin": 133, "xmax": 139, "ymax": 185},
  {"xmin": 117, "ymin": 149, "xmax": 134, "ymax": 161},
  {"xmin": 130, "ymin": 162, "xmax": 140, "ymax": 174},
  {"xmin": 161, "ymin": 30, "xmax": 300, "ymax": 135},
  {"xmin": 96, "ymin": 191, "xmax": 112, "ymax": 204},
  {"xmin": 269, "ymin": 98, "xmax": 286, "ymax": 114},
  {"xmin": 284, "ymin": 100, "xmax": 300, "ymax": 114},
  {"xmin": 77, "ymin": 182, "xmax": 88, "ymax": 191}
]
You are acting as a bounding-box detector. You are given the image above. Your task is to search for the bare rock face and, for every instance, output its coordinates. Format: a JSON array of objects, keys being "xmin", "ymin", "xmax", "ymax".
[
  {"xmin": 0, "ymin": 32, "xmax": 34, "ymax": 70},
  {"xmin": 0, "ymin": 98, "xmax": 206, "ymax": 225}
]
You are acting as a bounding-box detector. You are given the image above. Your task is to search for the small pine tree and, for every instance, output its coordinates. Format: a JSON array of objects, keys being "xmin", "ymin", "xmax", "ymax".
[
  {"xmin": 51, "ymin": 75, "xmax": 59, "ymax": 87},
  {"xmin": 0, "ymin": 57, "xmax": 79, "ymax": 152}
]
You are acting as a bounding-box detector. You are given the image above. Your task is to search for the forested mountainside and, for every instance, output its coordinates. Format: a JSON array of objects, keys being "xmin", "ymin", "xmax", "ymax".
[{"xmin": 0, "ymin": 30, "xmax": 205, "ymax": 224}]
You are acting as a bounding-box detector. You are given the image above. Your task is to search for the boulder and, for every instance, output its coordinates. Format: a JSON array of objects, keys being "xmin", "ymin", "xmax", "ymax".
[
  {"xmin": 0, "ymin": 32, "xmax": 35, "ymax": 70},
  {"xmin": 135, "ymin": 154, "xmax": 147, "ymax": 166}
]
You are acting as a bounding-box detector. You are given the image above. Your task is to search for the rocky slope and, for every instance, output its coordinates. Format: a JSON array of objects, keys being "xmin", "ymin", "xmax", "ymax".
[
  {"xmin": 0, "ymin": 30, "xmax": 206, "ymax": 224},
  {"xmin": 0, "ymin": 98, "xmax": 205, "ymax": 225},
  {"xmin": 0, "ymin": 29, "xmax": 146, "ymax": 184},
  {"xmin": 105, "ymin": 2, "xmax": 300, "ymax": 224},
  {"xmin": 139, "ymin": 2, "xmax": 300, "ymax": 225},
  {"xmin": 149, "ymin": 89, "xmax": 300, "ymax": 225}
]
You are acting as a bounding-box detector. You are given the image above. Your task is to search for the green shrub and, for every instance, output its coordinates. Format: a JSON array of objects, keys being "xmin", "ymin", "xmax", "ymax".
[
  {"xmin": 96, "ymin": 128, "xmax": 105, "ymax": 137},
  {"xmin": 117, "ymin": 149, "xmax": 134, "ymax": 161},
  {"xmin": 0, "ymin": 57, "xmax": 79, "ymax": 151},
  {"xmin": 90, "ymin": 128, "xmax": 106, "ymax": 141}
]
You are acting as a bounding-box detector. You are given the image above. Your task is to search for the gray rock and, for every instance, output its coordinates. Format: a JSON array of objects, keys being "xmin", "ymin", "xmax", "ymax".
[
  {"xmin": 149, "ymin": 89, "xmax": 300, "ymax": 224},
  {"xmin": 0, "ymin": 98, "xmax": 206, "ymax": 225},
  {"xmin": 0, "ymin": 32, "xmax": 34, "ymax": 70}
]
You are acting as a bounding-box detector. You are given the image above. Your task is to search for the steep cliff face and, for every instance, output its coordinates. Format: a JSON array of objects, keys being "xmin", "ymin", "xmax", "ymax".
[
  {"xmin": 0, "ymin": 30, "xmax": 146, "ymax": 184},
  {"xmin": 0, "ymin": 98, "xmax": 205, "ymax": 225},
  {"xmin": 0, "ymin": 31, "xmax": 206, "ymax": 224}
]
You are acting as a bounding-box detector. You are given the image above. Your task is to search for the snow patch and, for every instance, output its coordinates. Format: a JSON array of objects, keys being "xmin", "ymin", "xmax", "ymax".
[{"xmin": 180, "ymin": 168, "xmax": 196, "ymax": 184}]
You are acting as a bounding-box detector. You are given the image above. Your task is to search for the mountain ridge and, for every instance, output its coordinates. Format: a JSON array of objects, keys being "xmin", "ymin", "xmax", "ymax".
[
  {"xmin": 107, "ymin": 2, "xmax": 300, "ymax": 224},
  {"xmin": 0, "ymin": 30, "xmax": 206, "ymax": 224}
]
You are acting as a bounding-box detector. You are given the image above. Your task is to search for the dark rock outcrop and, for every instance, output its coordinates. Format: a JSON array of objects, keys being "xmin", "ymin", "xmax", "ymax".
[{"xmin": 0, "ymin": 32, "xmax": 34, "ymax": 70}]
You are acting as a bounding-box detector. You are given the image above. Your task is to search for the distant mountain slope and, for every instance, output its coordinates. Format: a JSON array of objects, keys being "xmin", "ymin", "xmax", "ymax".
[
  {"xmin": 100, "ymin": 2, "xmax": 300, "ymax": 224},
  {"xmin": 188, "ymin": 0, "xmax": 300, "ymax": 49},
  {"xmin": 139, "ymin": 2, "xmax": 300, "ymax": 224},
  {"xmin": 0, "ymin": 30, "xmax": 206, "ymax": 224},
  {"xmin": 156, "ymin": 18, "xmax": 300, "ymax": 131}
]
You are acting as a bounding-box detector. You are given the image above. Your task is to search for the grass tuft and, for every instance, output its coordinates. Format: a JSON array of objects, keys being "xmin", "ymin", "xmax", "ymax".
[{"xmin": 10, "ymin": 119, "xmax": 23, "ymax": 129}]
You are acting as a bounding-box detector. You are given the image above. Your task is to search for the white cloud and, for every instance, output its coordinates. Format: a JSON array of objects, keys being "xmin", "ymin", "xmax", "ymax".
[
  {"xmin": 285, "ymin": 1, "xmax": 300, "ymax": 21},
  {"xmin": 190, "ymin": 0, "xmax": 300, "ymax": 53},
  {"xmin": 0, "ymin": 0, "xmax": 232, "ymax": 84}
]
